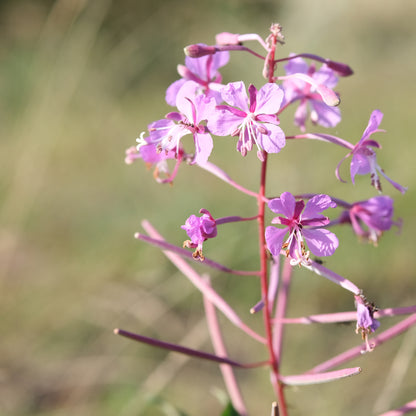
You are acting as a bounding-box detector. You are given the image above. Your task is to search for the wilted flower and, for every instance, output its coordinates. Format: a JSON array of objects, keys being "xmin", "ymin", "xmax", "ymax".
[
  {"xmin": 182, "ymin": 209, "xmax": 217, "ymax": 261},
  {"xmin": 355, "ymin": 293, "xmax": 380, "ymax": 353}
]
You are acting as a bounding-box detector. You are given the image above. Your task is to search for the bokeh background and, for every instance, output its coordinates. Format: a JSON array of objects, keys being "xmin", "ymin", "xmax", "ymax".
[{"xmin": 1, "ymin": 0, "xmax": 415, "ymax": 415}]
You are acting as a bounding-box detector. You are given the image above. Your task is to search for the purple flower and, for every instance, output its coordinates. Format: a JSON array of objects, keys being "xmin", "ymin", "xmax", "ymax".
[
  {"xmin": 338, "ymin": 196, "xmax": 398, "ymax": 244},
  {"xmin": 149, "ymin": 81, "xmax": 216, "ymax": 165},
  {"xmin": 182, "ymin": 209, "xmax": 217, "ymax": 261},
  {"xmin": 265, "ymin": 192, "xmax": 338, "ymax": 266},
  {"xmin": 166, "ymin": 46, "xmax": 229, "ymax": 106},
  {"xmin": 207, "ymin": 81, "xmax": 285, "ymax": 160},
  {"xmin": 282, "ymin": 56, "xmax": 341, "ymax": 131},
  {"xmin": 354, "ymin": 293, "xmax": 380, "ymax": 353},
  {"xmin": 336, "ymin": 110, "xmax": 407, "ymax": 193}
]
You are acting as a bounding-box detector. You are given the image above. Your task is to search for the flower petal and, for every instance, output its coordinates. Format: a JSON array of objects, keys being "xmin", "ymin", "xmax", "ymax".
[
  {"xmin": 193, "ymin": 132, "xmax": 213, "ymax": 165},
  {"xmin": 207, "ymin": 107, "xmax": 242, "ymax": 136},
  {"xmin": 265, "ymin": 226, "xmax": 288, "ymax": 256},
  {"xmin": 221, "ymin": 81, "xmax": 249, "ymax": 112},
  {"xmin": 255, "ymin": 83, "xmax": 284, "ymax": 115},
  {"xmin": 302, "ymin": 228, "xmax": 339, "ymax": 257},
  {"xmin": 257, "ymin": 124, "xmax": 286, "ymax": 154},
  {"xmin": 350, "ymin": 151, "xmax": 373, "ymax": 183},
  {"xmin": 310, "ymin": 100, "xmax": 341, "ymax": 128},
  {"xmin": 166, "ymin": 79, "xmax": 186, "ymax": 106},
  {"xmin": 360, "ymin": 110, "xmax": 383, "ymax": 142},
  {"xmin": 176, "ymin": 81, "xmax": 199, "ymax": 120},
  {"xmin": 302, "ymin": 194, "xmax": 336, "ymax": 220},
  {"xmin": 268, "ymin": 192, "xmax": 296, "ymax": 218},
  {"xmin": 313, "ymin": 64, "xmax": 339, "ymax": 89}
]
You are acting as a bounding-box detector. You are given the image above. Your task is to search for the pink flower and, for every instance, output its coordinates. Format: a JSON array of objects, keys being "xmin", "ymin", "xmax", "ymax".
[
  {"xmin": 355, "ymin": 293, "xmax": 380, "ymax": 353},
  {"xmin": 207, "ymin": 81, "xmax": 285, "ymax": 160},
  {"xmin": 150, "ymin": 81, "xmax": 216, "ymax": 165},
  {"xmin": 166, "ymin": 46, "xmax": 229, "ymax": 106},
  {"xmin": 282, "ymin": 56, "xmax": 341, "ymax": 131},
  {"xmin": 336, "ymin": 110, "xmax": 407, "ymax": 193},
  {"xmin": 182, "ymin": 209, "xmax": 217, "ymax": 261},
  {"xmin": 265, "ymin": 192, "xmax": 338, "ymax": 266},
  {"xmin": 338, "ymin": 196, "xmax": 398, "ymax": 244},
  {"xmin": 125, "ymin": 131, "xmax": 180, "ymax": 184}
]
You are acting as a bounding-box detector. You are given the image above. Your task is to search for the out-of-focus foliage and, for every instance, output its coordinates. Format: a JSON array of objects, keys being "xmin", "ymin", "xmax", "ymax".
[{"xmin": 0, "ymin": 1, "xmax": 415, "ymax": 415}]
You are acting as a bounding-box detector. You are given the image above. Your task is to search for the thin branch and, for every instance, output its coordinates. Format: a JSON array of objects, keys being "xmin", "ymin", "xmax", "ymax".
[{"xmin": 203, "ymin": 283, "xmax": 248, "ymax": 416}]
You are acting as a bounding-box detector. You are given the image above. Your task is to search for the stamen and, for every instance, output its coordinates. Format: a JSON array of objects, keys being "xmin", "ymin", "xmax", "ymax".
[{"xmin": 136, "ymin": 131, "xmax": 148, "ymax": 150}]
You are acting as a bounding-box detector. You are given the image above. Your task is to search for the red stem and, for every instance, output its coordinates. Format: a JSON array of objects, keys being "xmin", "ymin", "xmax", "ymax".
[
  {"xmin": 259, "ymin": 25, "xmax": 289, "ymax": 416},
  {"xmin": 258, "ymin": 154, "xmax": 288, "ymax": 416}
]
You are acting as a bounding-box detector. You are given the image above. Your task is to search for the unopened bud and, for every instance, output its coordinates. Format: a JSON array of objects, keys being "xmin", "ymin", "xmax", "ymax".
[
  {"xmin": 215, "ymin": 32, "xmax": 241, "ymax": 45},
  {"xmin": 184, "ymin": 44, "xmax": 216, "ymax": 58},
  {"xmin": 326, "ymin": 60, "xmax": 354, "ymax": 77}
]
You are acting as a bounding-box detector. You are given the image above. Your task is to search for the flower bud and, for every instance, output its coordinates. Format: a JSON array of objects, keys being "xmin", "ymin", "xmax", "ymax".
[
  {"xmin": 215, "ymin": 32, "xmax": 241, "ymax": 45},
  {"xmin": 326, "ymin": 60, "xmax": 354, "ymax": 77},
  {"xmin": 184, "ymin": 44, "xmax": 217, "ymax": 58}
]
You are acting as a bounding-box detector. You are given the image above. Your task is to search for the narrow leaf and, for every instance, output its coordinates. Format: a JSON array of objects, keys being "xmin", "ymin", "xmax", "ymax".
[
  {"xmin": 114, "ymin": 328, "xmax": 244, "ymax": 367},
  {"xmin": 280, "ymin": 367, "xmax": 361, "ymax": 386}
]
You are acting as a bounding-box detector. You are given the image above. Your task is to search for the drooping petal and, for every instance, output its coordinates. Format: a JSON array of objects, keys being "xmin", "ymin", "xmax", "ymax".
[
  {"xmin": 310, "ymin": 100, "xmax": 341, "ymax": 128},
  {"xmin": 350, "ymin": 150, "xmax": 374, "ymax": 183},
  {"xmin": 265, "ymin": 226, "xmax": 288, "ymax": 256},
  {"xmin": 302, "ymin": 228, "xmax": 339, "ymax": 257},
  {"xmin": 378, "ymin": 168, "xmax": 408, "ymax": 194},
  {"xmin": 356, "ymin": 300, "xmax": 380, "ymax": 333},
  {"xmin": 294, "ymin": 100, "xmax": 308, "ymax": 131},
  {"xmin": 193, "ymin": 132, "xmax": 213, "ymax": 165},
  {"xmin": 182, "ymin": 214, "xmax": 204, "ymax": 245},
  {"xmin": 354, "ymin": 196, "xmax": 394, "ymax": 232},
  {"xmin": 268, "ymin": 192, "xmax": 296, "ymax": 218}
]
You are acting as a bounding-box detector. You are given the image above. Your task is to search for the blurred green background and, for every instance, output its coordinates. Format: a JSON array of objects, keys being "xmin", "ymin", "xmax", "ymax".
[{"xmin": 1, "ymin": 0, "xmax": 415, "ymax": 415}]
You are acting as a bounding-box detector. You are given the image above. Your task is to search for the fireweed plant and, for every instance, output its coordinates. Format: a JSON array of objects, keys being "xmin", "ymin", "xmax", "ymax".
[{"xmin": 120, "ymin": 24, "xmax": 416, "ymax": 415}]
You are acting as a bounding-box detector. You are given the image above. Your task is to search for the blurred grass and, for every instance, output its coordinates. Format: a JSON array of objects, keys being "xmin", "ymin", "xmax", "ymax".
[{"xmin": 0, "ymin": 0, "xmax": 415, "ymax": 415}]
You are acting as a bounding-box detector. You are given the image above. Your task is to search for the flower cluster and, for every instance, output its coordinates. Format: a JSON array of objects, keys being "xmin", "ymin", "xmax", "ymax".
[{"xmin": 120, "ymin": 24, "xmax": 413, "ymax": 416}]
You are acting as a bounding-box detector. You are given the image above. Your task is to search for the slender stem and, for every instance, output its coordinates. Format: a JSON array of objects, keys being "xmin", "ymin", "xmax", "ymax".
[
  {"xmin": 203, "ymin": 291, "xmax": 248, "ymax": 416},
  {"xmin": 273, "ymin": 257, "xmax": 293, "ymax": 362},
  {"xmin": 258, "ymin": 151, "xmax": 280, "ymax": 380},
  {"xmin": 260, "ymin": 25, "xmax": 288, "ymax": 416}
]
